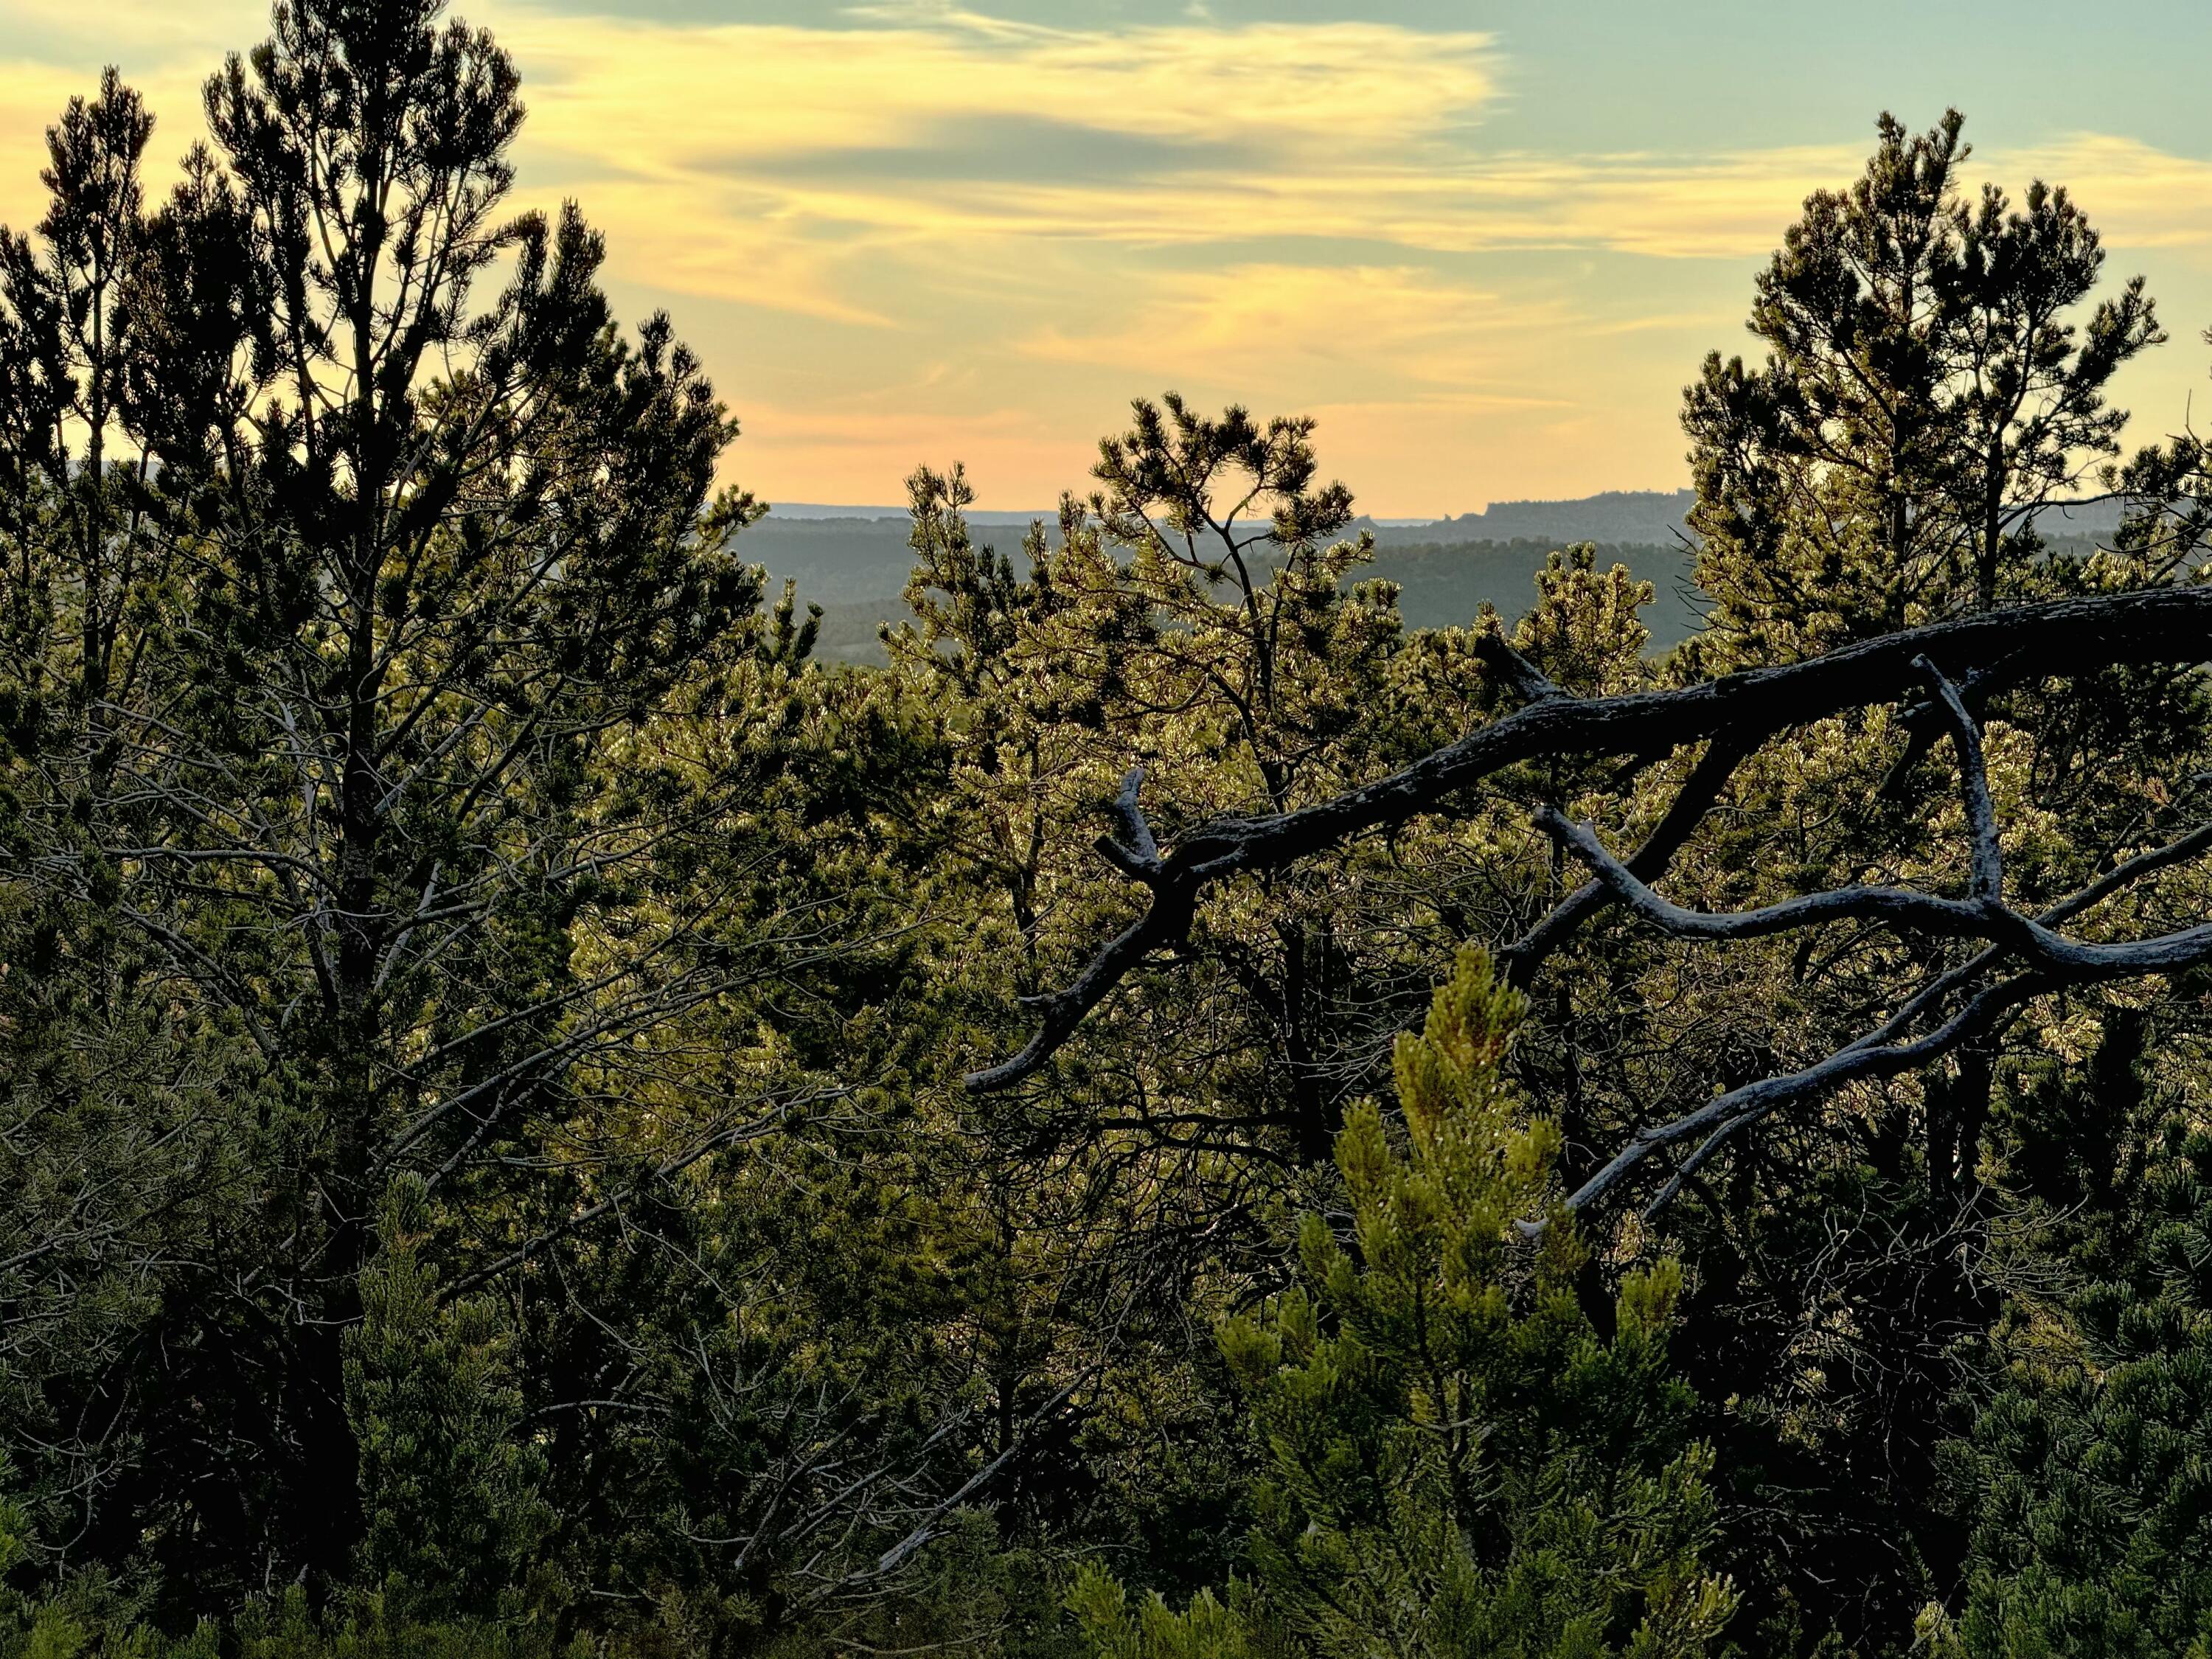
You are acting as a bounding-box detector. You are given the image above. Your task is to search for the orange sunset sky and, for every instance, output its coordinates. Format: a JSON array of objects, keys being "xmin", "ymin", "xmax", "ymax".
[{"xmin": 5, "ymin": 0, "xmax": 2212, "ymax": 513}]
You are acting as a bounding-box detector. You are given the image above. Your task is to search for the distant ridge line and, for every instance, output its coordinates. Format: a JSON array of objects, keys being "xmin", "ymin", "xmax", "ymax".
[
  {"xmin": 762, "ymin": 503, "xmax": 1447, "ymax": 527},
  {"xmin": 762, "ymin": 488, "xmax": 1709, "ymax": 538},
  {"xmin": 761, "ymin": 487, "xmax": 2126, "ymax": 543},
  {"xmin": 1414, "ymin": 489, "xmax": 1697, "ymax": 547}
]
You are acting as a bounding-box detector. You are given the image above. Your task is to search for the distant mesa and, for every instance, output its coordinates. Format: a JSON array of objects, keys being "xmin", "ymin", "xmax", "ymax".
[
  {"xmin": 764, "ymin": 501, "xmax": 1046, "ymax": 526},
  {"xmin": 751, "ymin": 485, "xmax": 2130, "ymax": 669},
  {"xmin": 1388, "ymin": 489, "xmax": 1698, "ymax": 548},
  {"xmin": 764, "ymin": 487, "xmax": 1706, "ymax": 544},
  {"xmin": 750, "ymin": 487, "xmax": 1714, "ymax": 668},
  {"xmin": 1363, "ymin": 484, "xmax": 2124, "ymax": 547},
  {"xmin": 759, "ymin": 489, "xmax": 1705, "ymax": 543}
]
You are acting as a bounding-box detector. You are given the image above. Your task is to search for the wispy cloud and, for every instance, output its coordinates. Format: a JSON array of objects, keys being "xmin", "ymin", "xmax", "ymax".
[
  {"xmin": 1020, "ymin": 263, "xmax": 1577, "ymax": 390},
  {"xmin": 483, "ymin": 4, "xmax": 1502, "ymax": 319},
  {"xmin": 0, "ymin": 1, "xmax": 2205, "ymax": 509},
  {"xmin": 2008, "ymin": 134, "xmax": 2212, "ymax": 251}
]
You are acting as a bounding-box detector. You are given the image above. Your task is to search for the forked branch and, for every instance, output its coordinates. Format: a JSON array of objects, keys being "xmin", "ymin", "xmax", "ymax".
[{"xmin": 965, "ymin": 588, "xmax": 2212, "ymax": 1211}]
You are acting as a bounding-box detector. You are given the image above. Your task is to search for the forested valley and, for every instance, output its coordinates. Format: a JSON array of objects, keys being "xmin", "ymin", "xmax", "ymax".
[{"xmin": 10, "ymin": 7, "xmax": 2212, "ymax": 1657}]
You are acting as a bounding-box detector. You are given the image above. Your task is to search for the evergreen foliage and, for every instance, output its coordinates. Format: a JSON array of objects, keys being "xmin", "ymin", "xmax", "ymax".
[
  {"xmin": 1684, "ymin": 111, "xmax": 2160, "ymax": 663},
  {"xmin": 1071, "ymin": 951, "xmax": 1735, "ymax": 1659},
  {"xmin": 1, "ymin": 15, "xmax": 2211, "ymax": 1658},
  {"xmin": 343, "ymin": 1179, "xmax": 552, "ymax": 1618},
  {"xmin": 1940, "ymin": 1119, "xmax": 2212, "ymax": 1657}
]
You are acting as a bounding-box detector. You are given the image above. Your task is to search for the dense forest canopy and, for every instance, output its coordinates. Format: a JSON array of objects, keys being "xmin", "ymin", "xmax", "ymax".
[{"xmin": 7, "ymin": 7, "xmax": 2212, "ymax": 1658}]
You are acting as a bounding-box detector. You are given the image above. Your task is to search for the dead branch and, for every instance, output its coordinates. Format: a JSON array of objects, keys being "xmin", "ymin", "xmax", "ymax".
[{"xmin": 966, "ymin": 588, "xmax": 2212, "ymax": 1212}]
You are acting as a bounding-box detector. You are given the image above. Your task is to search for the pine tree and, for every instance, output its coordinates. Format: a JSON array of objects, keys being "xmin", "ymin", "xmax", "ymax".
[
  {"xmin": 0, "ymin": 0, "xmax": 853, "ymax": 1604},
  {"xmin": 1941, "ymin": 1119, "xmax": 2212, "ymax": 1657},
  {"xmin": 343, "ymin": 1179, "xmax": 552, "ymax": 1621},
  {"xmin": 1071, "ymin": 950, "xmax": 1734, "ymax": 1659},
  {"xmin": 1683, "ymin": 111, "xmax": 2159, "ymax": 664},
  {"xmin": 1657, "ymin": 108, "xmax": 2187, "ymax": 1653}
]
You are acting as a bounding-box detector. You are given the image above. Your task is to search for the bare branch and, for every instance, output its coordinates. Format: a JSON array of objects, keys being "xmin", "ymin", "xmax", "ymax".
[
  {"xmin": 1913, "ymin": 654, "xmax": 2001, "ymax": 900},
  {"xmin": 973, "ymin": 586, "xmax": 2212, "ymax": 1221},
  {"xmin": 1540, "ymin": 807, "xmax": 2212, "ymax": 1220},
  {"xmin": 1499, "ymin": 731, "xmax": 1753, "ymax": 986},
  {"xmin": 1532, "ymin": 805, "xmax": 1989, "ymax": 943},
  {"xmin": 1559, "ymin": 972, "xmax": 2053, "ymax": 1219},
  {"xmin": 967, "ymin": 588, "xmax": 2212, "ymax": 1092},
  {"xmin": 1094, "ymin": 764, "xmax": 1164, "ymax": 883}
]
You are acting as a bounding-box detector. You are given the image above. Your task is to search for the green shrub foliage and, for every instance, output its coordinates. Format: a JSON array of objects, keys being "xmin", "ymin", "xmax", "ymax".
[
  {"xmin": 1947, "ymin": 1124, "xmax": 2212, "ymax": 1658},
  {"xmin": 1072, "ymin": 952, "xmax": 1736, "ymax": 1659}
]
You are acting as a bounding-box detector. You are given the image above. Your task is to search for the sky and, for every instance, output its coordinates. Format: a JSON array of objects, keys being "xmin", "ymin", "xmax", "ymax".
[{"xmin": 4, "ymin": 1, "xmax": 2212, "ymax": 513}]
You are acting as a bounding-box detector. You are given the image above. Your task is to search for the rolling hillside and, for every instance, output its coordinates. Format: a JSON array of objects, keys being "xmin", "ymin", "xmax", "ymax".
[{"xmin": 749, "ymin": 495, "xmax": 1710, "ymax": 667}]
